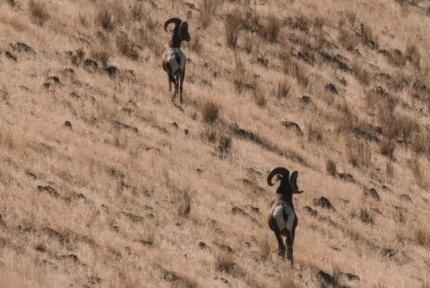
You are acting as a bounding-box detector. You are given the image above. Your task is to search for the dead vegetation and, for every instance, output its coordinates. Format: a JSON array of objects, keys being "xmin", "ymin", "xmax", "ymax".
[{"xmin": 0, "ymin": 0, "xmax": 429, "ymax": 287}]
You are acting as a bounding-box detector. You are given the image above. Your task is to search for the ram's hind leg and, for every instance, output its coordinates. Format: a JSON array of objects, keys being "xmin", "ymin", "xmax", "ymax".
[{"xmin": 269, "ymin": 217, "xmax": 286, "ymax": 257}]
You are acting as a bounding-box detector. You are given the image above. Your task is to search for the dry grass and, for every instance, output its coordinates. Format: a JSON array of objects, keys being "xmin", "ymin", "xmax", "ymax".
[
  {"xmin": 326, "ymin": 159, "xmax": 337, "ymax": 176},
  {"xmin": 199, "ymin": 0, "xmax": 221, "ymax": 29},
  {"xmin": 116, "ymin": 32, "xmax": 139, "ymax": 60},
  {"xmin": 379, "ymin": 137, "xmax": 396, "ymax": 159},
  {"xmin": 305, "ymin": 122, "xmax": 323, "ymax": 142},
  {"xmin": 1, "ymin": 0, "xmax": 430, "ymax": 287},
  {"xmin": 29, "ymin": 0, "xmax": 49, "ymax": 26},
  {"xmin": 346, "ymin": 139, "xmax": 372, "ymax": 168},
  {"xmin": 202, "ymin": 101, "xmax": 220, "ymax": 124}
]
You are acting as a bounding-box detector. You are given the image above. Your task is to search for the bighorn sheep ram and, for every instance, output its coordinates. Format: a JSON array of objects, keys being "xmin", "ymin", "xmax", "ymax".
[
  {"xmin": 162, "ymin": 17, "xmax": 191, "ymax": 104},
  {"xmin": 267, "ymin": 167, "xmax": 303, "ymax": 265}
]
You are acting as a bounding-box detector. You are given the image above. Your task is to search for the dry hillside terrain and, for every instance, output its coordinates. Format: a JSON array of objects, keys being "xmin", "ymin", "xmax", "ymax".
[{"xmin": 1, "ymin": 0, "xmax": 430, "ymax": 287}]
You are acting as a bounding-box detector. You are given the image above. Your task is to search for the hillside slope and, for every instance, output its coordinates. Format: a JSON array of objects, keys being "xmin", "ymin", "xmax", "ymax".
[{"xmin": 0, "ymin": 0, "xmax": 429, "ymax": 287}]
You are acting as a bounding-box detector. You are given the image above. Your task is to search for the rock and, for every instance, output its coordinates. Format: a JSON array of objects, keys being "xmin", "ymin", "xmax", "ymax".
[
  {"xmin": 64, "ymin": 121, "xmax": 72, "ymax": 129},
  {"xmin": 37, "ymin": 185, "xmax": 59, "ymax": 197},
  {"xmin": 5, "ymin": 51, "xmax": 17, "ymax": 62},
  {"xmin": 382, "ymin": 248, "xmax": 396, "ymax": 259},
  {"xmin": 198, "ymin": 241, "xmax": 207, "ymax": 249},
  {"xmin": 112, "ymin": 121, "xmax": 138, "ymax": 133},
  {"xmin": 43, "ymin": 76, "xmax": 61, "ymax": 89},
  {"xmin": 325, "ymin": 83, "xmax": 338, "ymax": 94},
  {"xmin": 352, "ymin": 127, "xmax": 380, "ymax": 142},
  {"xmin": 318, "ymin": 270, "xmax": 336, "ymax": 287},
  {"xmin": 301, "ymin": 95, "xmax": 312, "ymax": 104},
  {"xmin": 35, "ymin": 244, "xmax": 46, "ymax": 253},
  {"xmin": 399, "ymin": 194, "xmax": 412, "ymax": 202},
  {"xmin": 365, "ymin": 188, "xmax": 380, "ymax": 201},
  {"xmin": 303, "ymin": 205, "xmax": 318, "ymax": 217},
  {"xmin": 11, "ymin": 42, "xmax": 32, "ymax": 53},
  {"xmin": 281, "ymin": 121, "xmax": 303, "ymax": 135},
  {"xmin": 313, "ymin": 197, "xmax": 334, "ymax": 210},
  {"xmin": 104, "ymin": 66, "xmax": 119, "ymax": 78},
  {"xmin": 338, "ymin": 173, "xmax": 354, "ymax": 182},
  {"xmin": 83, "ymin": 59, "xmax": 99, "ymax": 72}
]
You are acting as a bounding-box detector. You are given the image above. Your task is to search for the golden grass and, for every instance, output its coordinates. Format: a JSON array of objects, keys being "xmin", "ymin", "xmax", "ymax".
[{"xmin": 0, "ymin": 0, "xmax": 429, "ymax": 287}]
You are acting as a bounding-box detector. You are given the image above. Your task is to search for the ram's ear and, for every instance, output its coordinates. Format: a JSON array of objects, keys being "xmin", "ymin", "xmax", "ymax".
[{"xmin": 290, "ymin": 171, "xmax": 298, "ymax": 186}]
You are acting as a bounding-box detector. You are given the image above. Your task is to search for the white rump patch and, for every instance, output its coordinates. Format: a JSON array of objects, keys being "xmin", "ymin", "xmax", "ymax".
[
  {"xmin": 273, "ymin": 204, "xmax": 296, "ymax": 233},
  {"xmin": 164, "ymin": 48, "xmax": 186, "ymax": 73}
]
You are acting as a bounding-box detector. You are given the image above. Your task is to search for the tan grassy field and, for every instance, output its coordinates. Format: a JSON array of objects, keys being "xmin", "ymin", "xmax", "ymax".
[{"xmin": 0, "ymin": 0, "xmax": 429, "ymax": 287}]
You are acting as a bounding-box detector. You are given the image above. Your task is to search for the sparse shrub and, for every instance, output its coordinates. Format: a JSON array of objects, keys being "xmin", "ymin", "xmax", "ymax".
[
  {"xmin": 305, "ymin": 122, "xmax": 323, "ymax": 142},
  {"xmin": 90, "ymin": 46, "xmax": 112, "ymax": 67},
  {"xmin": 346, "ymin": 139, "xmax": 372, "ymax": 168},
  {"xmin": 282, "ymin": 58, "xmax": 309, "ymax": 88},
  {"xmin": 360, "ymin": 209, "xmax": 374, "ymax": 225},
  {"xmin": 259, "ymin": 14, "xmax": 280, "ymax": 43},
  {"xmin": 130, "ymin": 0, "xmax": 144, "ymax": 21},
  {"xmin": 253, "ymin": 86, "xmax": 266, "ymax": 107},
  {"xmin": 275, "ymin": 79, "xmax": 290, "ymax": 99},
  {"xmin": 95, "ymin": 3, "xmax": 125, "ymax": 32},
  {"xmin": 415, "ymin": 227, "xmax": 430, "ymax": 249},
  {"xmin": 225, "ymin": 12, "xmax": 243, "ymax": 47},
  {"xmin": 386, "ymin": 160, "xmax": 394, "ymax": 178},
  {"xmin": 409, "ymin": 157, "xmax": 423, "ymax": 187},
  {"xmin": 190, "ymin": 34, "xmax": 202, "ymax": 54},
  {"xmin": 116, "ymin": 32, "xmax": 139, "ymax": 60},
  {"xmin": 199, "ymin": 0, "xmax": 221, "ymax": 29},
  {"xmin": 338, "ymin": 28, "xmax": 360, "ymax": 51},
  {"xmin": 326, "ymin": 159, "xmax": 337, "ymax": 176},
  {"xmin": 411, "ymin": 132, "xmax": 429, "ymax": 155},
  {"xmin": 215, "ymin": 251, "xmax": 236, "ymax": 273},
  {"xmin": 232, "ymin": 57, "xmax": 251, "ymax": 93},
  {"xmin": 405, "ymin": 44, "xmax": 421, "ymax": 69},
  {"xmin": 379, "ymin": 137, "xmax": 396, "ymax": 159},
  {"xmin": 177, "ymin": 190, "xmax": 191, "ymax": 217},
  {"xmin": 29, "ymin": 0, "xmax": 49, "ymax": 26},
  {"xmin": 202, "ymin": 101, "xmax": 220, "ymax": 124},
  {"xmin": 259, "ymin": 234, "xmax": 271, "ymax": 261},
  {"xmin": 387, "ymin": 49, "xmax": 406, "ymax": 67},
  {"xmin": 6, "ymin": 0, "xmax": 16, "ymax": 7},
  {"xmin": 217, "ymin": 132, "xmax": 232, "ymax": 157}
]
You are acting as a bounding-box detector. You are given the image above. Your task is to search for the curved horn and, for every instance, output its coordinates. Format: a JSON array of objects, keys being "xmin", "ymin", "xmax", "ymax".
[
  {"xmin": 164, "ymin": 18, "xmax": 182, "ymax": 32},
  {"xmin": 267, "ymin": 167, "xmax": 290, "ymax": 186}
]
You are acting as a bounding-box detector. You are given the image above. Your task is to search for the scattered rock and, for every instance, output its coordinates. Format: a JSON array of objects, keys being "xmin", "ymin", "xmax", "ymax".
[
  {"xmin": 325, "ymin": 83, "xmax": 338, "ymax": 94},
  {"xmin": 104, "ymin": 65, "xmax": 119, "ymax": 78},
  {"xmin": 281, "ymin": 121, "xmax": 303, "ymax": 135},
  {"xmin": 5, "ymin": 51, "xmax": 17, "ymax": 62},
  {"xmin": 64, "ymin": 121, "xmax": 72, "ymax": 129},
  {"xmin": 198, "ymin": 241, "xmax": 207, "ymax": 249},
  {"xmin": 300, "ymin": 95, "xmax": 312, "ymax": 104},
  {"xmin": 140, "ymin": 240, "xmax": 153, "ymax": 247},
  {"xmin": 83, "ymin": 59, "xmax": 99, "ymax": 72},
  {"xmin": 338, "ymin": 173, "xmax": 354, "ymax": 182},
  {"xmin": 360, "ymin": 209, "xmax": 375, "ymax": 225},
  {"xmin": 232, "ymin": 206, "xmax": 246, "ymax": 216},
  {"xmin": 382, "ymin": 248, "xmax": 396, "ymax": 259},
  {"xmin": 365, "ymin": 188, "xmax": 380, "ymax": 201},
  {"xmin": 37, "ymin": 185, "xmax": 59, "ymax": 198},
  {"xmin": 43, "ymin": 76, "xmax": 61, "ymax": 89},
  {"xmin": 112, "ymin": 121, "xmax": 138, "ymax": 133},
  {"xmin": 303, "ymin": 205, "xmax": 318, "ymax": 217},
  {"xmin": 313, "ymin": 197, "xmax": 334, "ymax": 210},
  {"xmin": 0, "ymin": 214, "xmax": 5, "ymax": 227},
  {"xmin": 399, "ymin": 194, "xmax": 412, "ymax": 202},
  {"xmin": 11, "ymin": 42, "xmax": 32, "ymax": 53},
  {"xmin": 318, "ymin": 270, "xmax": 336, "ymax": 288},
  {"xmin": 35, "ymin": 244, "xmax": 46, "ymax": 253},
  {"xmin": 352, "ymin": 127, "xmax": 380, "ymax": 142}
]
